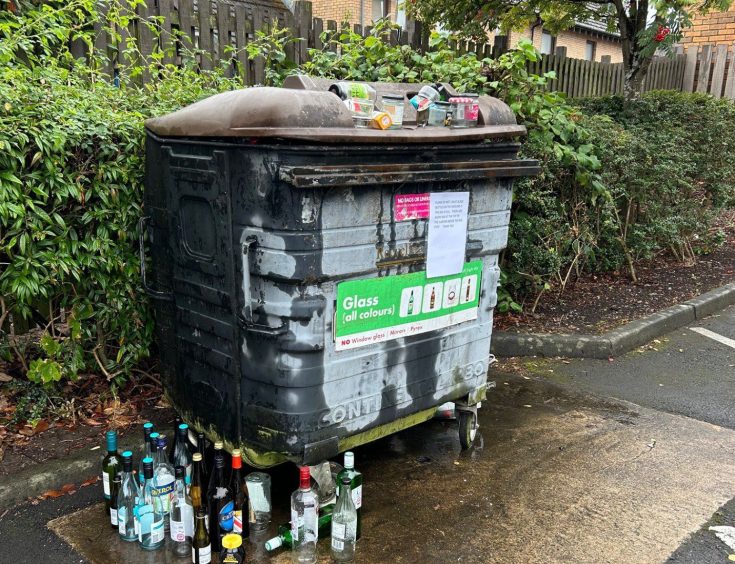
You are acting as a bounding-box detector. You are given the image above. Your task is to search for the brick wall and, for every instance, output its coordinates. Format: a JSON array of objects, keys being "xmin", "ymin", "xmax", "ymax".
[
  {"xmin": 507, "ymin": 27, "xmax": 623, "ymax": 62},
  {"xmin": 681, "ymin": 3, "xmax": 735, "ymax": 45},
  {"xmin": 309, "ymin": 0, "xmax": 397, "ymax": 27}
]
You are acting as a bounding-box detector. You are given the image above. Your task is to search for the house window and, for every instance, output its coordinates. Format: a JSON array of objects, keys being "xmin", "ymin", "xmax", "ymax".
[
  {"xmin": 372, "ymin": 0, "xmax": 388, "ymax": 20},
  {"xmin": 585, "ymin": 40, "xmax": 597, "ymax": 61},
  {"xmin": 540, "ymin": 31, "xmax": 556, "ymax": 55}
]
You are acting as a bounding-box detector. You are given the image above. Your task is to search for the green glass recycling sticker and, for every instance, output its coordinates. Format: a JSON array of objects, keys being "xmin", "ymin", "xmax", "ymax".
[{"xmin": 334, "ymin": 261, "xmax": 482, "ymax": 351}]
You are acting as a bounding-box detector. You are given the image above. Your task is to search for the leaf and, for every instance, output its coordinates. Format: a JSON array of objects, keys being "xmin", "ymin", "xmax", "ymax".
[
  {"xmin": 80, "ymin": 476, "xmax": 99, "ymax": 488},
  {"xmin": 84, "ymin": 418, "xmax": 104, "ymax": 427},
  {"xmin": 40, "ymin": 490, "xmax": 65, "ymax": 499}
]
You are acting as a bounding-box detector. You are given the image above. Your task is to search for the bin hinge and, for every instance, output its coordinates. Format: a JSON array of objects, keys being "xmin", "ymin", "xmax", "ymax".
[{"xmin": 239, "ymin": 236, "xmax": 287, "ymax": 337}]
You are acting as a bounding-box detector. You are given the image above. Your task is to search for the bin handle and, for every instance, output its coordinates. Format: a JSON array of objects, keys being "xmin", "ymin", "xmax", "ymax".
[
  {"xmin": 138, "ymin": 216, "xmax": 174, "ymax": 302},
  {"xmin": 239, "ymin": 236, "xmax": 288, "ymax": 336}
]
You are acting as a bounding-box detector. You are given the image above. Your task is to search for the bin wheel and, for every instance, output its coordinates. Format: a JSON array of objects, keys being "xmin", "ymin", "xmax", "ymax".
[{"xmin": 458, "ymin": 409, "xmax": 478, "ymax": 450}]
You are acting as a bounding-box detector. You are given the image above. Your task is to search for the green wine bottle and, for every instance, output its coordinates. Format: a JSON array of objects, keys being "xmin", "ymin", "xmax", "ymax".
[
  {"xmin": 102, "ymin": 430, "xmax": 122, "ymax": 515},
  {"xmin": 336, "ymin": 451, "xmax": 363, "ymax": 539},
  {"xmin": 264, "ymin": 512, "xmax": 332, "ymax": 552},
  {"xmin": 192, "ymin": 508, "xmax": 211, "ymax": 563}
]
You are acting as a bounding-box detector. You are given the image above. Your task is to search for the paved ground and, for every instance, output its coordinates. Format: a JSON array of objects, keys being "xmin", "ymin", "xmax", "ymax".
[{"xmin": 1, "ymin": 305, "xmax": 734, "ymax": 563}]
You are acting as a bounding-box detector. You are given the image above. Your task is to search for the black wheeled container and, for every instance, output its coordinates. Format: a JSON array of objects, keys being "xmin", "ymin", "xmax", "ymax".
[{"xmin": 142, "ymin": 77, "xmax": 539, "ymax": 467}]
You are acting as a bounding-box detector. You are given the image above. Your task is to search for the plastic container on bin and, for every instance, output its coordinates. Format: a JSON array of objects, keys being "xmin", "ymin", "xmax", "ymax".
[{"xmin": 141, "ymin": 77, "xmax": 539, "ymax": 467}]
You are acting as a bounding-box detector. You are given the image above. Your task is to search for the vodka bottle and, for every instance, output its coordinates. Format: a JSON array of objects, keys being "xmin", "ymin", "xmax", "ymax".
[
  {"xmin": 170, "ymin": 465, "xmax": 194, "ymax": 557},
  {"xmin": 117, "ymin": 450, "xmax": 140, "ymax": 542},
  {"xmin": 136, "ymin": 457, "xmax": 165, "ymax": 550},
  {"xmin": 152, "ymin": 433, "xmax": 176, "ymax": 531},
  {"xmin": 101, "ymin": 430, "xmax": 122, "ymax": 514},
  {"xmin": 290, "ymin": 466, "xmax": 319, "ymax": 564},
  {"xmin": 172, "ymin": 423, "xmax": 193, "ymax": 486},
  {"xmin": 139, "ymin": 426, "xmax": 156, "ymax": 485},
  {"xmin": 331, "ymin": 476, "xmax": 358, "ymax": 562}
]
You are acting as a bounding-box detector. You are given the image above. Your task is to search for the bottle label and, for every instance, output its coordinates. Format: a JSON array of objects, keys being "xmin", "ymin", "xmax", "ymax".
[
  {"xmin": 348, "ymin": 83, "xmax": 368, "ymax": 99},
  {"xmin": 151, "ymin": 518, "xmax": 165, "ymax": 543},
  {"xmin": 290, "ymin": 508, "xmax": 300, "ymax": 542},
  {"xmin": 351, "ymin": 485, "xmax": 362, "ymax": 509},
  {"xmin": 183, "ymin": 504, "xmax": 194, "ymax": 537},
  {"xmin": 233, "ymin": 509, "xmax": 243, "ymax": 534},
  {"xmin": 223, "ymin": 555, "xmax": 238, "ymax": 563},
  {"xmin": 118, "ymin": 507, "xmax": 127, "ymax": 535},
  {"xmin": 192, "ymin": 544, "xmax": 211, "ymax": 564},
  {"xmin": 218, "ymin": 501, "xmax": 234, "ymax": 532},
  {"xmin": 134, "ymin": 515, "xmax": 140, "ymax": 536},
  {"xmin": 331, "ymin": 538, "xmax": 345, "ymax": 551},
  {"xmin": 332, "ymin": 522, "xmax": 346, "ymax": 539},
  {"xmin": 152, "ymin": 481, "xmax": 174, "ymax": 513},
  {"xmin": 304, "ymin": 502, "xmax": 317, "ymax": 543},
  {"xmin": 170, "ymin": 518, "xmax": 186, "ymax": 542},
  {"xmin": 102, "ymin": 473, "xmax": 110, "ymax": 497},
  {"xmin": 110, "ymin": 508, "xmax": 118, "ymax": 527}
]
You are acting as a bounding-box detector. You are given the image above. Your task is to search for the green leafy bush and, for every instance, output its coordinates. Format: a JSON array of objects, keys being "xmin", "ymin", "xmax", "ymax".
[{"xmin": 0, "ymin": 0, "xmax": 242, "ymax": 387}]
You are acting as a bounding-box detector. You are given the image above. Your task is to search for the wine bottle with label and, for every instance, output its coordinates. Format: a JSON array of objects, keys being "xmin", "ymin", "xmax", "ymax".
[
  {"xmin": 290, "ymin": 466, "xmax": 319, "ymax": 564},
  {"xmin": 102, "ymin": 430, "xmax": 122, "ymax": 515},
  {"xmin": 336, "ymin": 452, "xmax": 363, "ymax": 539},
  {"xmin": 207, "ymin": 445, "xmax": 230, "ymax": 553},
  {"xmin": 331, "ymin": 476, "xmax": 357, "ymax": 562},
  {"xmin": 117, "ymin": 450, "xmax": 140, "ymax": 542},
  {"xmin": 229, "ymin": 449, "xmax": 248, "ymax": 539},
  {"xmin": 192, "ymin": 508, "xmax": 211, "ymax": 564},
  {"xmin": 136, "ymin": 457, "xmax": 165, "ymax": 551},
  {"xmin": 190, "ymin": 452, "xmax": 205, "ymax": 516},
  {"xmin": 170, "ymin": 465, "xmax": 194, "ymax": 557},
  {"xmin": 110, "ymin": 475, "xmax": 121, "ymax": 529}
]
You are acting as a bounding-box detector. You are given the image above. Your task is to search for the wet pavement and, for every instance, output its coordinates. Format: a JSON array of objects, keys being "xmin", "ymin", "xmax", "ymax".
[{"xmin": 44, "ymin": 367, "xmax": 735, "ymax": 563}]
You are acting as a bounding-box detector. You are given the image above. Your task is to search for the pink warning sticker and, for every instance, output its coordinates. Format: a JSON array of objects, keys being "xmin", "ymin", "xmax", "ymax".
[{"xmin": 394, "ymin": 193, "xmax": 430, "ymax": 221}]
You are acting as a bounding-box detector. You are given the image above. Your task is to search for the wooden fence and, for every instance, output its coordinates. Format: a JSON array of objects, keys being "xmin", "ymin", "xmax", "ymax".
[{"xmin": 70, "ymin": 0, "xmax": 735, "ymax": 99}]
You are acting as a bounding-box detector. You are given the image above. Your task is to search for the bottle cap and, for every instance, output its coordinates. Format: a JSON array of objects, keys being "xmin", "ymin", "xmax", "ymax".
[
  {"xmin": 299, "ymin": 466, "xmax": 311, "ymax": 488},
  {"xmin": 344, "ymin": 451, "xmax": 354, "ymax": 469},
  {"xmin": 175, "ymin": 466, "xmax": 185, "ymax": 479},
  {"xmin": 265, "ymin": 536, "xmax": 282, "ymax": 551},
  {"xmin": 193, "ymin": 453, "xmax": 202, "ymax": 462},
  {"xmin": 105, "ymin": 430, "xmax": 117, "ymax": 452},
  {"xmin": 214, "ymin": 441, "xmax": 224, "ymax": 450},
  {"xmin": 143, "ymin": 457, "xmax": 154, "ymax": 478},
  {"xmin": 221, "ymin": 533, "xmax": 243, "ymax": 549},
  {"xmin": 177, "ymin": 423, "xmax": 188, "ymax": 436},
  {"xmin": 143, "ymin": 422, "xmax": 154, "ymax": 430},
  {"xmin": 231, "ymin": 449, "xmax": 242, "ymax": 469},
  {"xmin": 122, "ymin": 450, "xmax": 133, "ymax": 471},
  {"xmin": 157, "ymin": 434, "xmax": 168, "ymax": 448},
  {"xmin": 150, "ymin": 432, "xmax": 160, "ymax": 440}
]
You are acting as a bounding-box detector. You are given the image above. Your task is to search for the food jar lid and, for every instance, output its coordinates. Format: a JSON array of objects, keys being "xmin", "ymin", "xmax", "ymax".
[
  {"xmin": 461, "ymin": 93, "xmax": 480, "ymax": 97},
  {"xmin": 449, "ymin": 97, "xmax": 473, "ymax": 103},
  {"xmin": 382, "ymin": 94, "xmax": 404, "ymax": 100}
]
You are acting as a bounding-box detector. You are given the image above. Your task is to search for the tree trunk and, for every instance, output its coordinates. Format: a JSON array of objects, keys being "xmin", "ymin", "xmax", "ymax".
[{"xmin": 622, "ymin": 51, "xmax": 652, "ymax": 102}]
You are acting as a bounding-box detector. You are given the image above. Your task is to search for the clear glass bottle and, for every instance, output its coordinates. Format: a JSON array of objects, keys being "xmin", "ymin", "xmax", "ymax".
[
  {"xmin": 170, "ymin": 465, "xmax": 194, "ymax": 558},
  {"xmin": 328, "ymin": 81, "xmax": 377, "ymax": 102},
  {"xmin": 101, "ymin": 430, "xmax": 122, "ymax": 514},
  {"xmin": 291, "ymin": 466, "xmax": 319, "ymax": 564},
  {"xmin": 139, "ymin": 426, "xmax": 156, "ymax": 485},
  {"xmin": 331, "ymin": 476, "xmax": 357, "ymax": 562},
  {"xmin": 136, "ymin": 457, "xmax": 165, "ymax": 551},
  {"xmin": 336, "ymin": 451, "xmax": 363, "ymax": 539},
  {"xmin": 171, "ymin": 423, "xmax": 193, "ymax": 486},
  {"xmin": 110, "ymin": 475, "xmax": 121, "ymax": 529},
  {"xmin": 117, "ymin": 450, "xmax": 140, "ymax": 542},
  {"xmin": 152, "ymin": 433, "xmax": 175, "ymax": 531},
  {"xmin": 192, "ymin": 508, "xmax": 211, "ymax": 564},
  {"xmin": 207, "ymin": 445, "xmax": 230, "ymax": 553}
]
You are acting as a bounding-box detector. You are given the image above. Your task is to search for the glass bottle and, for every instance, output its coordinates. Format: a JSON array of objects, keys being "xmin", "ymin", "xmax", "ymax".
[
  {"xmin": 117, "ymin": 450, "xmax": 140, "ymax": 542},
  {"xmin": 192, "ymin": 508, "xmax": 211, "ymax": 564},
  {"xmin": 207, "ymin": 445, "xmax": 230, "ymax": 553},
  {"xmin": 136, "ymin": 457, "xmax": 165, "ymax": 551},
  {"xmin": 328, "ymin": 81, "xmax": 377, "ymax": 102},
  {"xmin": 170, "ymin": 465, "xmax": 194, "ymax": 558},
  {"xmin": 220, "ymin": 533, "xmax": 244, "ymax": 563},
  {"xmin": 229, "ymin": 449, "xmax": 248, "ymax": 539},
  {"xmin": 290, "ymin": 466, "xmax": 319, "ymax": 564},
  {"xmin": 168, "ymin": 415, "xmax": 182, "ymax": 461},
  {"xmin": 172, "ymin": 423, "xmax": 193, "ymax": 486},
  {"xmin": 190, "ymin": 452, "xmax": 205, "ymax": 516},
  {"xmin": 196, "ymin": 432, "xmax": 209, "ymax": 484},
  {"xmin": 110, "ymin": 475, "xmax": 121, "ymax": 529},
  {"xmin": 336, "ymin": 451, "xmax": 363, "ymax": 539},
  {"xmin": 264, "ymin": 513, "xmax": 332, "ymax": 552},
  {"xmin": 139, "ymin": 427, "xmax": 156, "ymax": 486},
  {"xmin": 102, "ymin": 430, "xmax": 122, "ymax": 514},
  {"xmin": 331, "ymin": 476, "xmax": 357, "ymax": 562},
  {"xmin": 152, "ymin": 433, "xmax": 176, "ymax": 530}
]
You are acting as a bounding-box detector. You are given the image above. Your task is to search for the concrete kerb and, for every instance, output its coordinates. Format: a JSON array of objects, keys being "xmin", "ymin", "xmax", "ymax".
[
  {"xmin": 0, "ymin": 444, "xmax": 99, "ymax": 510},
  {"xmin": 491, "ymin": 282, "xmax": 735, "ymax": 359}
]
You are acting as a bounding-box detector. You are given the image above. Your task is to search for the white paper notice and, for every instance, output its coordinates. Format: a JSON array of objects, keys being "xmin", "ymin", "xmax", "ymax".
[{"xmin": 426, "ymin": 192, "xmax": 470, "ymax": 278}]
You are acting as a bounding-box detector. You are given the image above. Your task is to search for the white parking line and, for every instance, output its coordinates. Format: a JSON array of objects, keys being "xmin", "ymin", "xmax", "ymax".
[{"xmin": 690, "ymin": 327, "xmax": 735, "ymax": 350}]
